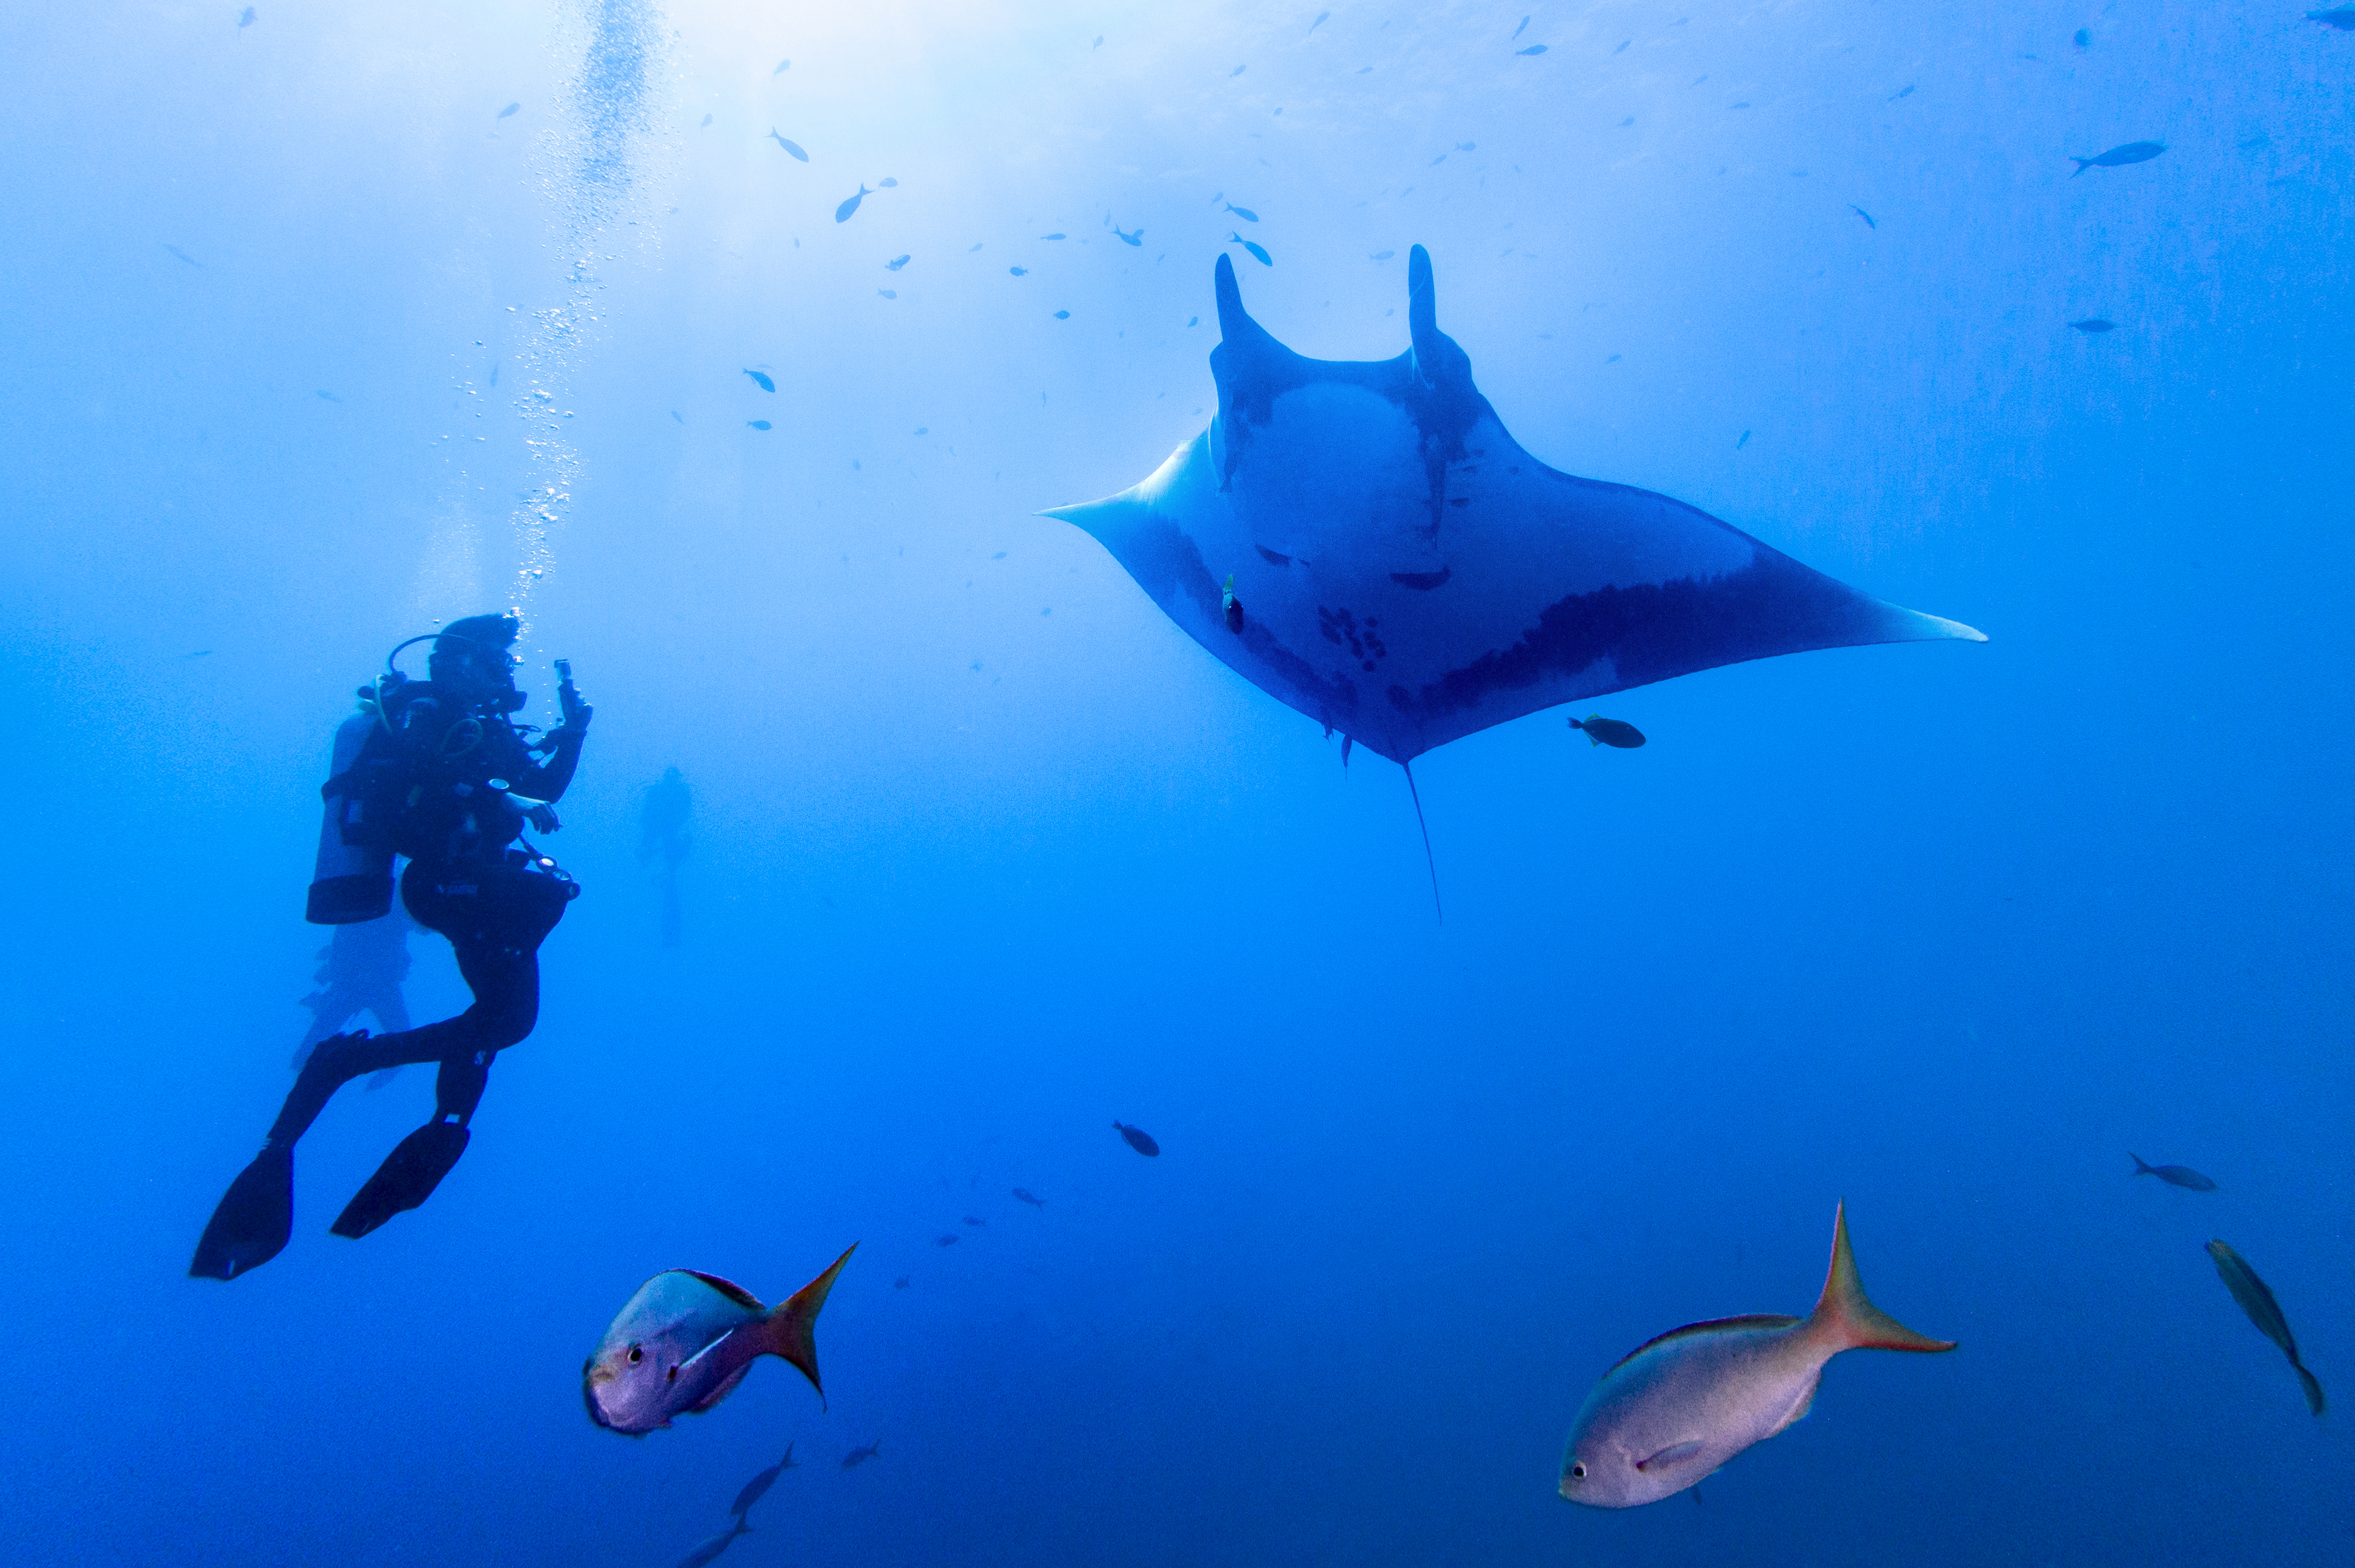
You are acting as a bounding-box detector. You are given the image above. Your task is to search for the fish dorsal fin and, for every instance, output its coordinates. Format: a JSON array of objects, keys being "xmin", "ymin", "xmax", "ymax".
[
  {"xmin": 1812, "ymin": 1202, "xmax": 1957, "ymax": 1353},
  {"xmin": 682, "ymin": 1270, "xmax": 766, "ymax": 1312},
  {"xmin": 1608, "ymin": 1315, "xmax": 1801, "ymax": 1374}
]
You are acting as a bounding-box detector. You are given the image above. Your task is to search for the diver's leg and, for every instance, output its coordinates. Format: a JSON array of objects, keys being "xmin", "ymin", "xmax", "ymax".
[
  {"xmin": 191, "ymin": 1023, "xmax": 458, "ymax": 1278},
  {"xmin": 334, "ymin": 880, "xmax": 559, "ymax": 1238}
]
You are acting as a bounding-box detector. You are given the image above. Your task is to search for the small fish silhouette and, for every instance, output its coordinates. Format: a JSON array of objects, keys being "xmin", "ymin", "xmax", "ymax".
[
  {"xmin": 1570, "ymin": 714, "xmax": 1646, "ymax": 749},
  {"xmin": 700, "ymin": 113, "xmax": 712, "ymax": 128},
  {"xmin": 743, "ymin": 369, "xmax": 775, "ymax": 392},
  {"xmin": 1370, "ymin": 250, "xmax": 1394, "ymax": 261},
  {"xmin": 1456, "ymin": 142, "xmax": 1476, "ymax": 151},
  {"xmin": 1736, "ymin": 429, "xmax": 1750, "ymax": 449},
  {"xmin": 315, "ymin": 390, "xmax": 340, "ymax": 402},
  {"xmin": 772, "ymin": 59, "xmax": 790, "ymax": 75},
  {"xmin": 934, "ymin": 1233, "xmax": 958, "ymax": 1247},
  {"xmin": 1228, "ymin": 233, "xmax": 1272, "ymax": 266},
  {"xmin": 1850, "ymin": 205, "xmax": 1876, "ymax": 228},
  {"xmin": 1517, "ymin": 43, "xmax": 1548, "ymax": 56},
  {"xmin": 2070, "ymin": 318, "xmax": 2116, "ymax": 334},
  {"xmin": 841, "ymin": 1441, "xmax": 880, "ymax": 1469},
  {"xmin": 1311, "ymin": 11, "xmax": 1329, "ymax": 32},
  {"xmin": 767, "ymin": 129, "xmax": 808, "ymax": 162},
  {"xmin": 1040, "ymin": 232, "xmax": 1065, "ymax": 241},
  {"xmin": 878, "ymin": 289, "xmax": 896, "ymax": 299},
  {"xmin": 1511, "ymin": 16, "xmax": 1529, "ymax": 41},
  {"xmin": 1053, "ymin": 310, "xmax": 1070, "ymax": 319},
  {"xmin": 1889, "ymin": 85, "xmax": 1915, "ymax": 101},
  {"xmin": 2131, "ymin": 1153, "xmax": 2215, "ymax": 1189},
  {"xmin": 2309, "ymin": 6, "xmax": 2355, "ymax": 30},
  {"xmin": 835, "ymin": 185, "xmax": 871, "ymax": 223},
  {"xmin": 886, "ymin": 255, "xmax": 910, "ymax": 270},
  {"xmin": 962, "ymin": 1215, "xmax": 986, "ymax": 1227},
  {"xmin": 1009, "ymin": 266, "xmax": 1028, "ymax": 276},
  {"xmin": 1230, "ymin": 64, "xmax": 1247, "ymax": 77},
  {"xmin": 1223, "ymin": 203, "xmax": 1259, "ymax": 222},
  {"xmin": 497, "ymin": 102, "xmax": 520, "ymax": 121},
  {"xmin": 878, "ymin": 177, "xmax": 898, "ymax": 187},
  {"xmin": 1114, "ymin": 1120, "xmax": 1161, "ymax": 1157},
  {"xmin": 163, "ymin": 244, "xmax": 202, "ymax": 266},
  {"xmin": 746, "ymin": 420, "xmax": 772, "ymax": 431},
  {"xmin": 2208, "ymin": 1241, "xmax": 2324, "ymax": 1414},
  {"xmin": 1614, "ymin": 40, "xmax": 1629, "ymax": 54},
  {"xmin": 893, "ymin": 1275, "xmax": 909, "ymax": 1288},
  {"xmin": 2073, "ymin": 28, "xmax": 2091, "ymax": 50},
  {"xmin": 238, "ymin": 6, "xmax": 255, "ymax": 27},
  {"xmin": 670, "ymin": 410, "xmax": 683, "ymax": 423},
  {"xmin": 1114, "ymin": 225, "xmax": 1143, "ymax": 245},
  {"xmin": 2069, "ymin": 141, "xmax": 2165, "ymax": 176},
  {"xmin": 1013, "ymin": 1188, "xmax": 1045, "ymax": 1208},
  {"xmin": 729, "ymin": 1445, "xmax": 797, "ymax": 1521}
]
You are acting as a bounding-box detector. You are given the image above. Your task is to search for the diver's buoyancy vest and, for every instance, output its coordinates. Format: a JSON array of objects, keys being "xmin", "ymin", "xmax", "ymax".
[{"xmin": 310, "ymin": 682, "xmax": 529, "ymax": 920}]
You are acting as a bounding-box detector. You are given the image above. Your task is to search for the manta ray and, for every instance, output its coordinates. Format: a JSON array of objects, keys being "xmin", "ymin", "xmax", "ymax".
[{"xmin": 1047, "ymin": 245, "xmax": 1982, "ymax": 907}]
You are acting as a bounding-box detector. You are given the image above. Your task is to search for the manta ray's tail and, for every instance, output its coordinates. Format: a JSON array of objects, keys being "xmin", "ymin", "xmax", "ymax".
[{"xmin": 1401, "ymin": 761, "xmax": 1441, "ymax": 923}]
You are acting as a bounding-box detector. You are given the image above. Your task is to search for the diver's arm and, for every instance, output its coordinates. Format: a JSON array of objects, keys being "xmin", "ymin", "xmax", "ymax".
[
  {"xmin": 523, "ymin": 668, "xmax": 592, "ymax": 801},
  {"xmin": 529, "ymin": 723, "xmax": 587, "ymax": 801}
]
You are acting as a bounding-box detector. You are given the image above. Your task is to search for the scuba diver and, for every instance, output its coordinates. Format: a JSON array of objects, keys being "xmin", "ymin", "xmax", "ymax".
[
  {"xmin": 639, "ymin": 766, "xmax": 691, "ymax": 948},
  {"xmin": 292, "ymin": 912, "xmax": 416, "ymax": 1087},
  {"xmin": 191, "ymin": 613, "xmax": 592, "ymax": 1279}
]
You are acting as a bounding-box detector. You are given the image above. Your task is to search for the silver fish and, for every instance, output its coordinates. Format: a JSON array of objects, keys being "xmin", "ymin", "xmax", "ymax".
[
  {"xmin": 584, "ymin": 1245, "xmax": 855, "ymax": 1436},
  {"xmin": 1561, "ymin": 1204, "xmax": 1953, "ymax": 1508},
  {"xmin": 2207, "ymin": 1240, "xmax": 2324, "ymax": 1415}
]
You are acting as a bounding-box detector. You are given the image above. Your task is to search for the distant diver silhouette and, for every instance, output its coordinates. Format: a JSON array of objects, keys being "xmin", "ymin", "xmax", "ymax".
[
  {"xmin": 639, "ymin": 765, "xmax": 692, "ymax": 948},
  {"xmin": 191, "ymin": 615, "xmax": 593, "ymax": 1279}
]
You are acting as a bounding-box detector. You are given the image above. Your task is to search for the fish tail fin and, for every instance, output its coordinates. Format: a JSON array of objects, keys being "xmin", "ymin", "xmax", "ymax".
[
  {"xmin": 1401, "ymin": 760, "xmax": 1441, "ymax": 922},
  {"xmin": 763, "ymin": 1243, "xmax": 857, "ymax": 1409},
  {"xmin": 1809, "ymin": 1202, "xmax": 1956, "ymax": 1354},
  {"xmin": 2296, "ymin": 1362, "xmax": 2326, "ymax": 1416},
  {"xmin": 2130, "ymin": 1152, "xmax": 2155, "ymax": 1176},
  {"xmin": 2069, "ymin": 158, "xmax": 2092, "ymax": 176}
]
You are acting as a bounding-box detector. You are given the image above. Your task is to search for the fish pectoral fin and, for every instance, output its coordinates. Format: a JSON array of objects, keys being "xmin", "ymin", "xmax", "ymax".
[
  {"xmin": 690, "ymin": 1362, "xmax": 753, "ymax": 1414},
  {"xmin": 1635, "ymin": 1440, "xmax": 1707, "ymax": 1472}
]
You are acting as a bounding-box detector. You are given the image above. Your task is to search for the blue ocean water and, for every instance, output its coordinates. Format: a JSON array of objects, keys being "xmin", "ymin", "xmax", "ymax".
[{"xmin": 3, "ymin": 2, "xmax": 2351, "ymax": 1563}]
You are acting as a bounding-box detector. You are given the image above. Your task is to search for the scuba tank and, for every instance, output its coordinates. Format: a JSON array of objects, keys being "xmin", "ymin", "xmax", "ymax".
[{"xmin": 307, "ymin": 706, "xmax": 396, "ymax": 924}]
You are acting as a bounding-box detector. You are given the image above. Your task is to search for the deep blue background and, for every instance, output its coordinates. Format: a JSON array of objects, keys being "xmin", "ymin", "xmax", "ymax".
[{"xmin": 2, "ymin": 3, "xmax": 2349, "ymax": 1564}]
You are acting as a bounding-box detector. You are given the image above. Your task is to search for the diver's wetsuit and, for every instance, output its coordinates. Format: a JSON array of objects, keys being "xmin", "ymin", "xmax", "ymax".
[
  {"xmin": 277, "ymin": 675, "xmax": 585, "ymax": 1157},
  {"xmin": 191, "ymin": 661, "xmax": 589, "ymax": 1277}
]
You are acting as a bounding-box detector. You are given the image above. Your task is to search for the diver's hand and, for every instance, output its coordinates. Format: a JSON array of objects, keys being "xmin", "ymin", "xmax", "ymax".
[
  {"xmin": 557, "ymin": 664, "xmax": 592, "ymax": 732},
  {"xmin": 525, "ymin": 803, "xmax": 563, "ymax": 834}
]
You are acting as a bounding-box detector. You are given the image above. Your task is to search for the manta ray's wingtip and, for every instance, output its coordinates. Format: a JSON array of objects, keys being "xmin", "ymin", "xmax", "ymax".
[{"xmin": 1925, "ymin": 613, "xmax": 1990, "ymax": 643}]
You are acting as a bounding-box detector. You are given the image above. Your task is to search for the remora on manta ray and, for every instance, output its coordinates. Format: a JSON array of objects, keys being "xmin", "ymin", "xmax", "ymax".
[{"xmin": 1045, "ymin": 246, "xmax": 1983, "ymax": 901}]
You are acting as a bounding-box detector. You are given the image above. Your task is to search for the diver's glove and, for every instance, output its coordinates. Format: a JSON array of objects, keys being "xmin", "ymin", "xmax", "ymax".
[{"xmin": 556, "ymin": 658, "xmax": 594, "ymax": 735}]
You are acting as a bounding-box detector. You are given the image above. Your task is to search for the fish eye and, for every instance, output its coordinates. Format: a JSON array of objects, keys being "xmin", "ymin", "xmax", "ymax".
[
  {"xmin": 1570, "ymin": 1463, "xmax": 1586, "ymax": 1480},
  {"xmin": 626, "ymin": 1345, "xmax": 642, "ymax": 1364},
  {"xmin": 666, "ymin": 1365, "xmax": 679, "ymax": 1382}
]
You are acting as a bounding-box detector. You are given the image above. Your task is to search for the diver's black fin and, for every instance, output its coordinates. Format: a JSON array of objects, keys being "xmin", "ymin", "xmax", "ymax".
[
  {"xmin": 1401, "ymin": 760, "xmax": 1441, "ymax": 923},
  {"xmin": 190, "ymin": 1145, "xmax": 294, "ymax": 1280},
  {"xmin": 331, "ymin": 1121, "xmax": 470, "ymax": 1238}
]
